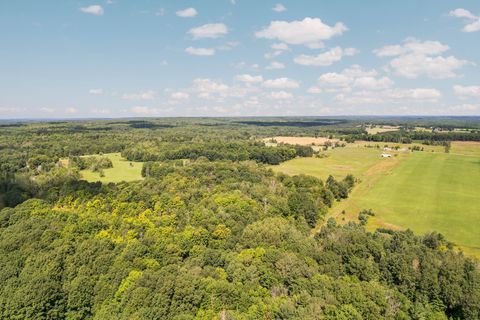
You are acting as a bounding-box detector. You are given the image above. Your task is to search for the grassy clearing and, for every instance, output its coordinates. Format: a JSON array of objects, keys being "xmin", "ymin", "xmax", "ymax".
[
  {"xmin": 366, "ymin": 125, "xmax": 400, "ymax": 135},
  {"xmin": 270, "ymin": 144, "xmax": 386, "ymax": 180},
  {"xmin": 80, "ymin": 153, "xmax": 144, "ymax": 183},
  {"xmin": 263, "ymin": 136, "xmax": 339, "ymax": 146},
  {"xmin": 360, "ymin": 152, "xmax": 480, "ymax": 256},
  {"xmin": 274, "ymin": 142, "xmax": 480, "ymax": 257}
]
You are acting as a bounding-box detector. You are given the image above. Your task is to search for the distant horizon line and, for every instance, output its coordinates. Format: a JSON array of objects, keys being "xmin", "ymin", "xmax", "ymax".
[{"xmin": 1, "ymin": 115, "xmax": 480, "ymax": 122}]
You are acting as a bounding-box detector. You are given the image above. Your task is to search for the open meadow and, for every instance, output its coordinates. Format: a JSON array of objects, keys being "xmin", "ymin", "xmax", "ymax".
[
  {"xmin": 271, "ymin": 140, "xmax": 480, "ymax": 256},
  {"xmin": 80, "ymin": 153, "xmax": 144, "ymax": 183},
  {"xmin": 271, "ymin": 144, "xmax": 385, "ymax": 179},
  {"xmin": 358, "ymin": 152, "xmax": 480, "ymax": 256}
]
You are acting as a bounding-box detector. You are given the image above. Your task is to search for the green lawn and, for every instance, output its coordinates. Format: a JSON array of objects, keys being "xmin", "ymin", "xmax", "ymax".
[
  {"xmin": 270, "ymin": 145, "xmax": 384, "ymax": 180},
  {"xmin": 80, "ymin": 153, "xmax": 144, "ymax": 183}
]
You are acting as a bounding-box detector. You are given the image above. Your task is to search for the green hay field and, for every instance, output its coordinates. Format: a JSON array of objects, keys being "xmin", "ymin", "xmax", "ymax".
[
  {"xmin": 80, "ymin": 153, "xmax": 144, "ymax": 183},
  {"xmin": 270, "ymin": 145, "xmax": 385, "ymax": 180},
  {"xmin": 272, "ymin": 142, "xmax": 480, "ymax": 256},
  {"xmin": 357, "ymin": 152, "xmax": 480, "ymax": 254}
]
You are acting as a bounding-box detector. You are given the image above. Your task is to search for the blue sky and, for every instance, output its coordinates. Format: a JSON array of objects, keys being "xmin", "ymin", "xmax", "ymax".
[{"xmin": 0, "ymin": 0, "xmax": 479, "ymax": 118}]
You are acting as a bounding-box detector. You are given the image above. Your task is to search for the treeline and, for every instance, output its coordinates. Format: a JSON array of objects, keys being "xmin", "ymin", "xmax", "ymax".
[
  {"xmin": 70, "ymin": 156, "xmax": 113, "ymax": 171},
  {"xmin": 123, "ymin": 142, "xmax": 314, "ymax": 165},
  {"xmin": 349, "ymin": 130, "xmax": 480, "ymax": 143},
  {"xmin": 0, "ymin": 160, "xmax": 477, "ymax": 319}
]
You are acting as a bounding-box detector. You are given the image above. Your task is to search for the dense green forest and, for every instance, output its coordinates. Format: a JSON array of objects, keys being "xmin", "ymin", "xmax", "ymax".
[{"xmin": 0, "ymin": 118, "xmax": 479, "ymax": 319}]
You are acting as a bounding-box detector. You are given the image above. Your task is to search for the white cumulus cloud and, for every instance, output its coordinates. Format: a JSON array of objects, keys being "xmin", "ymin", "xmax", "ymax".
[
  {"xmin": 255, "ymin": 17, "xmax": 347, "ymax": 48},
  {"xmin": 294, "ymin": 47, "xmax": 357, "ymax": 66},
  {"xmin": 273, "ymin": 4, "xmax": 286, "ymax": 12},
  {"xmin": 374, "ymin": 38, "xmax": 468, "ymax": 79},
  {"xmin": 270, "ymin": 91, "xmax": 293, "ymax": 99},
  {"xmin": 449, "ymin": 8, "xmax": 480, "ymax": 32},
  {"xmin": 176, "ymin": 7, "xmax": 198, "ymax": 18},
  {"xmin": 79, "ymin": 5, "xmax": 104, "ymax": 16},
  {"xmin": 188, "ymin": 23, "xmax": 228, "ymax": 39},
  {"xmin": 317, "ymin": 65, "xmax": 392, "ymax": 90},
  {"xmin": 170, "ymin": 91, "xmax": 190, "ymax": 100},
  {"xmin": 263, "ymin": 77, "xmax": 300, "ymax": 89},
  {"xmin": 453, "ymin": 85, "xmax": 480, "ymax": 98},
  {"xmin": 185, "ymin": 47, "xmax": 215, "ymax": 56},
  {"xmin": 265, "ymin": 61, "xmax": 285, "ymax": 70},
  {"xmin": 235, "ymin": 74, "xmax": 264, "ymax": 83}
]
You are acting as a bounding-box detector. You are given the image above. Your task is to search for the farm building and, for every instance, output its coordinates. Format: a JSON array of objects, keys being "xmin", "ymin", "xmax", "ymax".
[{"xmin": 381, "ymin": 153, "xmax": 392, "ymax": 158}]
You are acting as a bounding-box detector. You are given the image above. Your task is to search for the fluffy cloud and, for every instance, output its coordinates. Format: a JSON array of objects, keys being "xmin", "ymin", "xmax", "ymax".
[
  {"xmin": 192, "ymin": 78, "xmax": 230, "ymax": 99},
  {"xmin": 388, "ymin": 88, "xmax": 441, "ymax": 100},
  {"xmin": 353, "ymin": 76, "xmax": 393, "ymax": 90},
  {"xmin": 265, "ymin": 61, "xmax": 285, "ymax": 70},
  {"xmin": 374, "ymin": 38, "xmax": 468, "ymax": 79},
  {"xmin": 294, "ymin": 47, "xmax": 357, "ymax": 66},
  {"xmin": 121, "ymin": 90, "xmax": 155, "ymax": 100},
  {"xmin": 273, "ymin": 4, "xmax": 286, "ymax": 12},
  {"xmin": 450, "ymin": 8, "xmax": 477, "ymax": 20},
  {"xmin": 79, "ymin": 5, "xmax": 104, "ymax": 16},
  {"xmin": 235, "ymin": 74, "xmax": 264, "ymax": 83},
  {"xmin": 255, "ymin": 17, "xmax": 347, "ymax": 48},
  {"xmin": 170, "ymin": 91, "xmax": 190, "ymax": 100},
  {"xmin": 453, "ymin": 85, "xmax": 480, "ymax": 98},
  {"xmin": 263, "ymin": 77, "xmax": 300, "ymax": 89},
  {"xmin": 270, "ymin": 91, "xmax": 293, "ymax": 99},
  {"xmin": 188, "ymin": 23, "xmax": 228, "ymax": 39},
  {"xmin": 185, "ymin": 47, "xmax": 215, "ymax": 56},
  {"xmin": 449, "ymin": 8, "xmax": 480, "ymax": 32},
  {"xmin": 317, "ymin": 65, "xmax": 393, "ymax": 90},
  {"xmin": 89, "ymin": 88, "xmax": 103, "ymax": 95},
  {"xmin": 176, "ymin": 7, "xmax": 198, "ymax": 18},
  {"xmin": 374, "ymin": 39, "xmax": 449, "ymax": 57}
]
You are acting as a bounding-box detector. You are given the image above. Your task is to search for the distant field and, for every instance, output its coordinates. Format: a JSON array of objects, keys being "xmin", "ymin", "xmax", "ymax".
[
  {"xmin": 80, "ymin": 153, "xmax": 144, "ymax": 183},
  {"xmin": 366, "ymin": 125, "xmax": 400, "ymax": 135},
  {"xmin": 270, "ymin": 144, "xmax": 387, "ymax": 180},
  {"xmin": 450, "ymin": 141, "xmax": 480, "ymax": 156},
  {"xmin": 264, "ymin": 136, "xmax": 339, "ymax": 146},
  {"xmin": 354, "ymin": 141, "xmax": 444, "ymax": 153}
]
